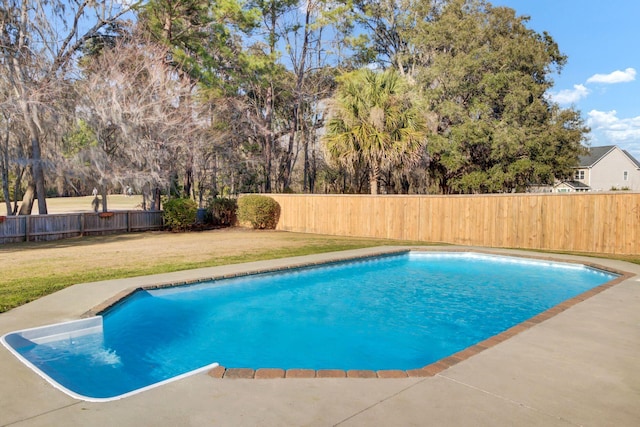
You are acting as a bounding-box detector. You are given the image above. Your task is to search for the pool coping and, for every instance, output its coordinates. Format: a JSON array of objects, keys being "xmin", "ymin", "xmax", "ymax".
[{"xmin": 83, "ymin": 247, "xmax": 634, "ymax": 382}]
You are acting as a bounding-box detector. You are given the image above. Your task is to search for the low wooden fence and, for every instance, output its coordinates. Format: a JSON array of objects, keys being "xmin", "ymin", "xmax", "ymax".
[
  {"xmin": 267, "ymin": 193, "xmax": 640, "ymax": 255},
  {"xmin": 0, "ymin": 211, "xmax": 163, "ymax": 244}
]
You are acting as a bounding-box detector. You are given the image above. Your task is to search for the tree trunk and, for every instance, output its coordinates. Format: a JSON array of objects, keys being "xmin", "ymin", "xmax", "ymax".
[
  {"xmin": 262, "ymin": 3, "xmax": 280, "ymax": 193},
  {"xmin": 303, "ymin": 129, "xmax": 309, "ymax": 192},
  {"xmin": 264, "ymin": 84, "xmax": 274, "ymax": 193},
  {"xmin": 309, "ymin": 143, "xmax": 316, "ymax": 193},
  {"xmin": 12, "ymin": 11, "xmax": 47, "ymax": 215},
  {"xmin": 17, "ymin": 183, "xmax": 35, "ymax": 215},
  {"xmin": 1, "ymin": 174, "xmax": 10, "ymax": 215},
  {"xmin": 369, "ymin": 163, "xmax": 380, "ymax": 195},
  {"xmin": 183, "ymin": 161, "xmax": 193, "ymax": 199},
  {"xmin": 11, "ymin": 163, "xmax": 25, "ymax": 215},
  {"xmin": 281, "ymin": 2, "xmax": 312, "ymax": 192},
  {"xmin": 1, "ymin": 130, "xmax": 11, "ymax": 215},
  {"xmin": 55, "ymin": 174, "xmax": 65, "ymax": 196},
  {"xmin": 101, "ymin": 187, "xmax": 108, "ymax": 212},
  {"xmin": 280, "ymin": 106, "xmax": 297, "ymax": 191},
  {"xmin": 153, "ymin": 187, "xmax": 162, "ymax": 210},
  {"xmin": 141, "ymin": 183, "xmax": 149, "ymax": 211},
  {"xmin": 211, "ymin": 153, "xmax": 218, "ymax": 198},
  {"xmin": 31, "ymin": 133, "xmax": 48, "ymax": 214},
  {"xmin": 16, "ymin": 95, "xmax": 48, "ymax": 215}
]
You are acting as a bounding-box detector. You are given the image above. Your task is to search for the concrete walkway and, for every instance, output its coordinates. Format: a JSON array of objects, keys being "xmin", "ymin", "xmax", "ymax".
[{"xmin": 1, "ymin": 247, "xmax": 639, "ymax": 426}]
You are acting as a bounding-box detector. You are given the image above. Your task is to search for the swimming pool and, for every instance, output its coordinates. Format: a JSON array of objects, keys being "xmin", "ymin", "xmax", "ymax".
[{"xmin": 1, "ymin": 251, "xmax": 619, "ymax": 401}]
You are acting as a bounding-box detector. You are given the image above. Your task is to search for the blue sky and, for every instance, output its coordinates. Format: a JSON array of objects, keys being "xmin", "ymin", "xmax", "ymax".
[{"xmin": 492, "ymin": 0, "xmax": 640, "ymax": 160}]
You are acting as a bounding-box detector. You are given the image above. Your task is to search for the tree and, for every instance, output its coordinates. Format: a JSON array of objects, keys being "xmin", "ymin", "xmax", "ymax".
[
  {"xmin": 275, "ymin": 0, "xmax": 336, "ymax": 192},
  {"xmin": 245, "ymin": 0, "xmax": 298, "ymax": 192},
  {"xmin": 139, "ymin": 0, "xmax": 258, "ymax": 86},
  {"xmin": 276, "ymin": 0, "xmax": 314, "ymax": 191},
  {"xmin": 323, "ymin": 68, "xmax": 427, "ymax": 194},
  {"xmin": 138, "ymin": 0, "xmax": 259, "ymax": 198},
  {"xmin": 0, "ymin": 0, "xmax": 136, "ymax": 214},
  {"xmin": 0, "ymin": 111, "xmax": 24, "ymax": 215},
  {"xmin": 0, "ymin": 0, "xmax": 589, "ymax": 202},
  {"xmin": 321, "ymin": 0, "xmax": 588, "ymax": 194},
  {"xmin": 74, "ymin": 29, "xmax": 200, "ymax": 211},
  {"xmin": 318, "ymin": 0, "xmax": 434, "ymax": 76},
  {"xmin": 0, "ymin": 83, "xmax": 31, "ymax": 215},
  {"xmin": 409, "ymin": 0, "xmax": 587, "ymax": 193}
]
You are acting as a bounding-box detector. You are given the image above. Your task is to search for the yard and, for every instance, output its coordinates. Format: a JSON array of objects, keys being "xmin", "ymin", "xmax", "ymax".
[
  {"xmin": 2, "ymin": 194, "xmax": 638, "ymax": 314},
  {"xmin": 0, "ymin": 227, "xmax": 429, "ymax": 313},
  {"xmin": 1, "ymin": 197, "xmax": 639, "ymax": 426},
  {"xmin": 0, "ymin": 194, "xmax": 144, "ymax": 215}
]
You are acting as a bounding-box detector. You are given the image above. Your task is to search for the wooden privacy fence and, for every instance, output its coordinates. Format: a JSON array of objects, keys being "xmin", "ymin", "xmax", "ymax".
[
  {"xmin": 0, "ymin": 211, "xmax": 163, "ymax": 244},
  {"xmin": 267, "ymin": 193, "xmax": 640, "ymax": 255}
]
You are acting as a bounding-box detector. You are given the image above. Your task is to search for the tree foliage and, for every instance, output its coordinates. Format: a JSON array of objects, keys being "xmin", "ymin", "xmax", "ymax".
[
  {"xmin": 411, "ymin": 0, "xmax": 587, "ymax": 193},
  {"xmin": 322, "ymin": 0, "xmax": 588, "ymax": 194},
  {"xmin": 0, "ymin": 0, "xmax": 136, "ymax": 214},
  {"xmin": 324, "ymin": 68, "xmax": 427, "ymax": 194},
  {"xmin": 74, "ymin": 27, "xmax": 201, "ymax": 210},
  {"xmin": 0, "ymin": 0, "xmax": 592, "ymax": 212}
]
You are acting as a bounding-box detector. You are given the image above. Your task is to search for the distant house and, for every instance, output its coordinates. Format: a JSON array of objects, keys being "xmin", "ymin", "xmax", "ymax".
[
  {"xmin": 553, "ymin": 145, "xmax": 640, "ymax": 192},
  {"xmin": 553, "ymin": 180, "xmax": 590, "ymax": 193}
]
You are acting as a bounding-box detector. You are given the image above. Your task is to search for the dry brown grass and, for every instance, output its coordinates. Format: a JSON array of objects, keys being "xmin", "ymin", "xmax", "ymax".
[
  {"xmin": 0, "ymin": 195, "xmax": 144, "ymax": 215},
  {"xmin": 1, "ymin": 196, "xmax": 433, "ymax": 311},
  {"xmin": 0, "ymin": 228, "xmax": 428, "ymax": 312},
  {"xmin": 1, "ymin": 229, "xmax": 327, "ymax": 277}
]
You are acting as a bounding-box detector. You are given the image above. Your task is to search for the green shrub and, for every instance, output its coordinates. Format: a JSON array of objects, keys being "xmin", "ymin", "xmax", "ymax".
[
  {"xmin": 237, "ymin": 195, "xmax": 280, "ymax": 229},
  {"xmin": 209, "ymin": 197, "xmax": 237, "ymax": 226},
  {"xmin": 163, "ymin": 198, "xmax": 198, "ymax": 231}
]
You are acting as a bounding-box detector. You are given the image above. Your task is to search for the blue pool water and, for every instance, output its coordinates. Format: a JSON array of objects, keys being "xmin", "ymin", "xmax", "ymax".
[{"xmin": 2, "ymin": 252, "xmax": 617, "ymax": 400}]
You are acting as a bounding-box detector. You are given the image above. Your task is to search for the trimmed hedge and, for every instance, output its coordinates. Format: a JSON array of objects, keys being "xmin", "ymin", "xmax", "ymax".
[
  {"xmin": 237, "ymin": 195, "xmax": 280, "ymax": 229},
  {"xmin": 163, "ymin": 198, "xmax": 198, "ymax": 231},
  {"xmin": 209, "ymin": 197, "xmax": 237, "ymax": 226}
]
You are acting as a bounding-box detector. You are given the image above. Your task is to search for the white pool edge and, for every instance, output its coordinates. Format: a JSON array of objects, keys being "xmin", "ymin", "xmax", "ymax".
[{"xmin": 1, "ymin": 317, "xmax": 219, "ymax": 402}]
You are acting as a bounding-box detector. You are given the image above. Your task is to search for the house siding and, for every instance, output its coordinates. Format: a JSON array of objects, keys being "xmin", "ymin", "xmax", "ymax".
[
  {"xmin": 573, "ymin": 168, "xmax": 591, "ymax": 187},
  {"xmin": 588, "ymin": 147, "xmax": 640, "ymax": 191}
]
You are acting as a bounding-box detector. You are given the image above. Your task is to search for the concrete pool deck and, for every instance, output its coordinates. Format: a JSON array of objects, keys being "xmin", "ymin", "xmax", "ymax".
[{"xmin": 1, "ymin": 246, "xmax": 639, "ymax": 426}]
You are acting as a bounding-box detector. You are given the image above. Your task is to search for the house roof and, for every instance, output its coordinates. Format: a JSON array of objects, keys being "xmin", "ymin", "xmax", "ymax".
[
  {"xmin": 623, "ymin": 150, "xmax": 640, "ymax": 168},
  {"xmin": 578, "ymin": 145, "xmax": 640, "ymax": 169},
  {"xmin": 558, "ymin": 180, "xmax": 591, "ymax": 190},
  {"xmin": 578, "ymin": 146, "xmax": 615, "ymax": 167}
]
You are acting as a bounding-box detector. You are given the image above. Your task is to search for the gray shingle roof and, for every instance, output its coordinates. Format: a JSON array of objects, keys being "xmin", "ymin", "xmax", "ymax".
[
  {"xmin": 623, "ymin": 150, "xmax": 640, "ymax": 168},
  {"xmin": 578, "ymin": 145, "xmax": 640, "ymax": 168},
  {"xmin": 578, "ymin": 146, "xmax": 615, "ymax": 167},
  {"xmin": 563, "ymin": 180, "xmax": 591, "ymax": 189}
]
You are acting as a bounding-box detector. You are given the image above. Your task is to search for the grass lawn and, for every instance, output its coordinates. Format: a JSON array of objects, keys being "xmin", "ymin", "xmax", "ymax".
[
  {"xmin": 0, "ymin": 228, "xmax": 433, "ymax": 313},
  {"xmin": 2, "ymin": 196, "xmax": 638, "ymax": 314},
  {"xmin": 1, "ymin": 194, "xmax": 144, "ymax": 215}
]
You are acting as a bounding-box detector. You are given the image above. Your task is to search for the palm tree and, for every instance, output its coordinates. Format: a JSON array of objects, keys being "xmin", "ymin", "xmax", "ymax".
[{"xmin": 323, "ymin": 68, "xmax": 427, "ymax": 194}]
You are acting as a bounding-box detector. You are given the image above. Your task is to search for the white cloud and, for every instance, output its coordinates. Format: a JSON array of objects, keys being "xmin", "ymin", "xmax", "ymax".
[
  {"xmin": 548, "ymin": 84, "xmax": 590, "ymax": 105},
  {"xmin": 588, "ymin": 109, "xmax": 640, "ymax": 141},
  {"xmin": 586, "ymin": 68, "xmax": 637, "ymax": 84},
  {"xmin": 588, "ymin": 110, "xmax": 640, "ymax": 160}
]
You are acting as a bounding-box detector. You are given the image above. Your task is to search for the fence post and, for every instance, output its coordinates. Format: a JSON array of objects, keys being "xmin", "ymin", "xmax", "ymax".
[
  {"xmin": 127, "ymin": 211, "xmax": 131, "ymax": 232},
  {"xmin": 25, "ymin": 215, "xmax": 30, "ymax": 242},
  {"xmin": 80, "ymin": 213, "xmax": 85, "ymax": 236}
]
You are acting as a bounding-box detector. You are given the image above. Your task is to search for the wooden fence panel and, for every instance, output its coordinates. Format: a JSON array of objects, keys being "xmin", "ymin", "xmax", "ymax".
[
  {"xmin": 267, "ymin": 193, "xmax": 640, "ymax": 255},
  {"xmin": 402, "ymin": 197, "xmax": 420, "ymax": 241},
  {"xmin": 0, "ymin": 211, "xmax": 163, "ymax": 244},
  {"xmin": 0, "ymin": 216, "xmax": 26, "ymax": 244},
  {"xmin": 83, "ymin": 213, "xmax": 127, "ymax": 234},
  {"xmin": 422, "ymin": 197, "xmax": 435, "ymax": 242},
  {"xmin": 29, "ymin": 214, "xmax": 82, "ymax": 241},
  {"xmin": 128, "ymin": 211, "xmax": 164, "ymax": 232}
]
